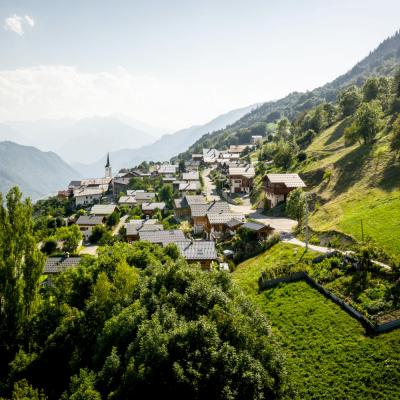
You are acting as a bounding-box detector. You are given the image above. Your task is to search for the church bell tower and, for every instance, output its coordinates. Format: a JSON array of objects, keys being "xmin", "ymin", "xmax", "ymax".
[{"xmin": 105, "ymin": 153, "xmax": 112, "ymax": 178}]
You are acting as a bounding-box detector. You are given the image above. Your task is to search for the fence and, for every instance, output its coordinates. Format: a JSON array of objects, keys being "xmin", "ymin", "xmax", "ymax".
[{"xmin": 258, "ymin": 271, "xmax": 400, "ymax": 334}]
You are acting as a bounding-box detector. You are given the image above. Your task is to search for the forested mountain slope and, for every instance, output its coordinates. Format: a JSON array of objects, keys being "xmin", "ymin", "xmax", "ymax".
[
  {"xmin": 0, "ymin": 141, "xmax": 79, "ymax": 200},
  {"xmin": 178, "ymin": 31, "xmax": 400, "ymax": 158}
]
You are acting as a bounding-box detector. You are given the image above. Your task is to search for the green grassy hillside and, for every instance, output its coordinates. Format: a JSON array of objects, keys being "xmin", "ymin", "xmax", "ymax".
[
  {"xmin": 233, "ymin": 243, "xmax": 400, "ymax": 400},
  {"xmin": 300, "ymin": 119, "xmax": 400, "ymax": 257}
]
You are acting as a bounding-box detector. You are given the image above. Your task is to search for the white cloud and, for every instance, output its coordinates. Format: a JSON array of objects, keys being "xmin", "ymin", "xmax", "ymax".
[
  {"xmin": 0, "ymin": 65, "xmax": 241, "ymax": 130},
  {"xmin": 4, "ymin": 14, "xmax": 34, "ymax": 35},
  {"xmin": 24, "ymin": 15, "xmax": 35, "ymax": 27}
]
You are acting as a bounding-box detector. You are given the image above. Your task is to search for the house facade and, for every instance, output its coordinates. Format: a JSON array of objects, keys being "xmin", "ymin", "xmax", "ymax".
[
  {"xmin": 264, "ymin": 173, "xmax": 306, "ymax": 208},
  {"xmin": 76, "ymin": 215, "xmax": 105, "ymax": 240},
  {"xmin": 228, "ymin": 165, "xmax": 255, "ymax": 193}
]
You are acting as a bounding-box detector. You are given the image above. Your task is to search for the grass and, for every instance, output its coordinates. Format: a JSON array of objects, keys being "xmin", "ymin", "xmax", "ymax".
[
  {"xmin": 299, "ymin": 118, "xmax": 400, "ymax": 257},
  {"xmin": 233, "ymin": 243, "xmax": 400, "ymax": 399},
  {"xmin": 310, "ymin": 188, "xmax": 400, "ymax": 257}
]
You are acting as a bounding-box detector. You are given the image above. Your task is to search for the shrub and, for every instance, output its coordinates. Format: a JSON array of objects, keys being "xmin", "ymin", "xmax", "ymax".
[{"xmin": 42, "ymin": 238, "xmax": 58, "ymax": 255}]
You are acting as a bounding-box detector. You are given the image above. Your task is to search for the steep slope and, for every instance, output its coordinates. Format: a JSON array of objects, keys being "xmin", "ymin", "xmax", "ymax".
[
  {"xmin": 299, "ymin": 119, "xmax": 400, "ymax": 257},
  {"xmin": 0, "ymin": 141, "xmax": 79, "ymax": 200},
  {"xmin": 180, "ymin": 31, "xmax": 400, "ymax": 157},
  {"xmin": 75, "ymin": 103, "xmax": 257, "ymax": 177}
]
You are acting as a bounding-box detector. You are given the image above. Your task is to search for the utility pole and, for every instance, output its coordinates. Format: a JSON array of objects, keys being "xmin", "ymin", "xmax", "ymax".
[
  {"xmin": 361, "ymin": 219, "xmax": 364, "ymax": 242},
  {"xmin": 305, "ymin": 192, "xmax": 309, "ymax": 251}
]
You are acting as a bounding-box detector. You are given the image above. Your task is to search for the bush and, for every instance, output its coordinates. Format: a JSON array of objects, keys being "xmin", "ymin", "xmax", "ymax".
[{"xmin": 42, "ymin": 238, "xmax": 58, "ymax": 255}]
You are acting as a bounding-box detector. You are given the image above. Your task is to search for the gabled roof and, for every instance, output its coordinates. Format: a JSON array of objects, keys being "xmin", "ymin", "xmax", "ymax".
[
  {"xmin": 125, "ymin": 220, "xmax": 163, "ymax": 236},
  {"xmin": 118, "ymin": 196, "xmax": 137, "ymax": 204},
  {"xmin": 68, "ymin": 180, "xmax": 82, "ymax": 188},
  {"xmin": 90, "ymin": 204, "xmax": 117, "ymax": 215},
  {"xmin": 175, "ymin": 241, "xmax": 218, "ymax": 261},
  {"xmin": 265, "ymin": 173, "xmax": 306, "ymax": 188},
  {"xmin": 135, "ymin": 192, "xmax": 156, "ymax": 201},
  {"xmin": 74, "ymin": 187, "xmax": 104, "ymax": 197},
  {"xmin": 157, "ymin": 164, "xmax": 178, "ymax": 174},
  {"xmin": 206, "ymin": 213, "xmax": 245, "ymax": 225},
  {"xmin": 184, "ymin": 195, "xmax": 207, "ymax": 206},
  {"xmin": 190, "ymin": 201, "xmax": 231, "ymax": 217},
  {"xmin": 228, "ymin": 165, "xmax": 255, "ymax": 179},
  {"xmin": 44, "ymin": 256, "xmax": 81, "ymax": 274},
  {"xmin": 139, "ymin": 230, "xmax": 186, "ymax": 246},
  {"xmin": 141, "ymin": 202, "xmax": 166, "ymax": 211},
  {"xmin": 182, "ymin": 171, "xmax": 199, "ymax": 181},
  {"xmin": 226, "ymin": 218, "xmax": 244, "ymax": 229},
  {"xmin": 76, "ymin": 215, "xmax": 104, "ymax": 226},
  {"xmin": 174, "ymin": 198, "xmax": 185, "ymax": 209},
  {"xmin": 241, "ymin": 221, "xmax": 274, "ymax": 232},
  {"xmin": 179, "ymin": 182, "xmax": 200, "ymax": 192}
]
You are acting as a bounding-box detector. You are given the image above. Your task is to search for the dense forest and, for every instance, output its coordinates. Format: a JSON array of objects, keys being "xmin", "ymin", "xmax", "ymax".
[{"xmin": 0, "ymin": 188, "xmax": 290, "ymax": 399}]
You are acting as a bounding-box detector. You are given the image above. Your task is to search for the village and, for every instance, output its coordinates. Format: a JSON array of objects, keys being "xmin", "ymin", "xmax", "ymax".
[{"xmin": 44, "ymin": 135, "xmax": 307, "ymax": 275}]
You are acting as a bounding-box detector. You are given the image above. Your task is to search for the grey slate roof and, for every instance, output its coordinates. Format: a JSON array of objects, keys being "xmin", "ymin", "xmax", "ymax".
[
  {"xmin": 182, "ymin": 171, "xmax": 199, "ymax": 180},
  {"xmin": 241, "ymin": 221, "xmax": 274, "ymax": 231},
  {"xmin": 90, "ymin": 204, "xmax": 117, "ymax": 215},
  {"xmin": 179, "ymin": 182, "xmax": 200, "ymax": 191},
  {"xmin": 184, "ymin": 195, "xmax": 207, "ymax": 206},
  {"xmin": 76, "ymin": 215, "xmax": 104, "ymax": 226},
  {"xmin": 141, "ymin": 202, "xmax": 166, "ymax": 211},
  {"xmin": 266, "ymin": 173, "xmax": 306, "ymax": 188},
  {"xmin": 190, "ymin": 201, "xmax": 230, "ymax": 217},
  {"xmin": 44, "ymin": 256, "xmax": 81, "ymax": 274},
  {"xmin": 139, "ymin": 229, "xmax": 186, "ymax": 246},
  {"xmin": 135, "ymin": 192, "xmax": 156, "ymax": 201},
  {"xmin": 206, "ymin": 213, "xmax": 245, "ymax": 225},
  {"xmin": 226, "ymin": 218, "xmax": 244, "ymax": 229},
  {"xmin": 176, "ymin": 241, "xmax": 218, "ymax": 261},
  {"xmin": 125, "ymin": 221, "xmax": 163, "ymax": 236}
]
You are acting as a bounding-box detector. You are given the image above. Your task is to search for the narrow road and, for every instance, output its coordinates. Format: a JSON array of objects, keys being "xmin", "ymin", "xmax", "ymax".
[
  {"xmin": 202, "ymin": 169, "xmax": 221, "ymax": 201},
  {"xmin": 113, "ymin": 214, "xmax": 128, "ymax": 236}
]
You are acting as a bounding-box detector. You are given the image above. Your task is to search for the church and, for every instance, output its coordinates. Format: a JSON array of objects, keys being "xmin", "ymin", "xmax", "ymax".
[{"xmin": 69, "ymin": 153, "xmax": 113, "ymax": 206}]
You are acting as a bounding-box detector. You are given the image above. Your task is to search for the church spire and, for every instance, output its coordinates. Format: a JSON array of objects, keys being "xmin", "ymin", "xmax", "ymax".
[{"xmin": 105, "ymin": 153, "xmax": 112, "ymax": 178}]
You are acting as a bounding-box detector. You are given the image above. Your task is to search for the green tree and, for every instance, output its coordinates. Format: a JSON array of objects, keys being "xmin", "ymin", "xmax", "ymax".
[
  {"xmin": 275, "ymin": 118, "xmax": 290, "ymax": 141},
  {"xmin": 286, "ymin": 188, "xmax": 306, "ymax": 226},
  {"xmin": 338, "ymin": 86, "xmax": 362, "ymax": 117},
  {"xmin": 89, "ymin": 225, "xmax": 108, "ymax": 244},
  {"xmin": 178, "ymin": 159, "xmax": 186, "ymax": 173},
  {"xmin": 41, "ymin": 237, "xmax": 58, "ymax": 255},
  {"xmin": 353, "ymin": 100, "xmax": 383, "ymax": 144},
  {"xmin": 56, "ymin": 225, "xmax": 83, "ymax": 253},
  {"xmin": 391, "ymin": 115, "xmax": 400, "ymax": 156},
  {"xmin": 310, "ymin": 105, "xmax": 328, "ymax": 133},
  {"xmin": 159, "ymin": 184, "xmax": 174, "ymax": 207},
  {"xmin": 106, "ymin": 211, "xmax": 120, "ymax": 228},
  {"xmin": 362, "ymin": 77, "xmax": 380, "ymax": 102},
  {"xmin": 0, "ymin": 187, "xmax": 45, "ymax": 367},
  {"xmin": 273, "ymin": 141, "xmax": 294, "ymax": 170},
  {"xmin": 394, "ymin": 67, "xmax": 400, "ymax": 97}
]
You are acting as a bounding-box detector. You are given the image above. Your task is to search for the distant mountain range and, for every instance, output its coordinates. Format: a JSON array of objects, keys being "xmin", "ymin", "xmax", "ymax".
[
  {"xmin": 74, "ymin": 104, "xmax": 258, "ymax": 177},
  {"xmin": 0, "ymin": 141, "xmax": 78, "ymax": 200},
  {"xmin": 0, "ymin": 116, "xmax": 160, "ymax": 164}
]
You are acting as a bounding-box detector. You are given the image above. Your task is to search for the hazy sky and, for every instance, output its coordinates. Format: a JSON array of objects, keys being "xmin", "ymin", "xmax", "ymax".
[{"xmin": 0, "ymin": 0, "xmax": 399, "ymax": 130}]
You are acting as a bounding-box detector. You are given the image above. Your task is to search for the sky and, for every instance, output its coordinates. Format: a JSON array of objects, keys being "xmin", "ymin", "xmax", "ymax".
[{"xmin": 0, "ymin": 0, "xmax": 399, "ymax": 131}]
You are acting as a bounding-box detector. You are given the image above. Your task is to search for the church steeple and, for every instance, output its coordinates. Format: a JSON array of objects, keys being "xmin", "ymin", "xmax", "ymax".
[{"xmin": 105, "ymin": 153, "xmax": 112, "ymax": 178}]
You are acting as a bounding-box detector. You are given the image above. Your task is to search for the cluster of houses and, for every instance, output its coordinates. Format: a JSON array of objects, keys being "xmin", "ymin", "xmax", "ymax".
[{"xmin": 48, "ymin": 138, "xmax": 307, "ymax": 275}]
